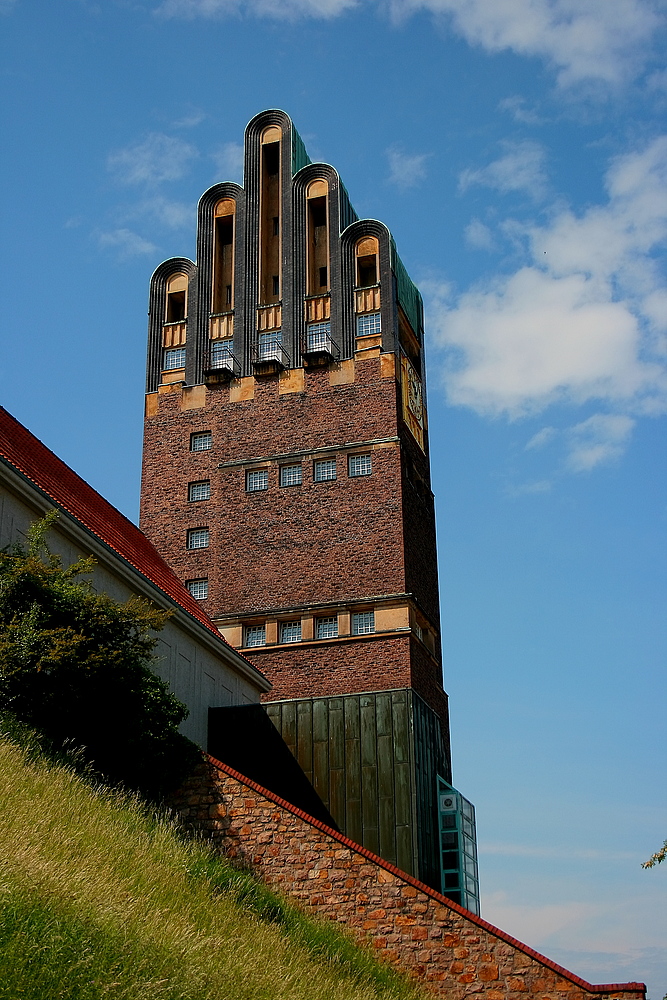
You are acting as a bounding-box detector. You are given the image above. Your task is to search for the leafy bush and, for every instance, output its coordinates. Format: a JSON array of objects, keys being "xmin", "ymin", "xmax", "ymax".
[{"xmin": 0, "ymin": 513, "xmax": 200, "ymax": 797}]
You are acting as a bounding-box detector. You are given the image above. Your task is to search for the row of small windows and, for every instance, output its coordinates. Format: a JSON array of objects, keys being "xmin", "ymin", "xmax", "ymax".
[
  {"xmin": 185, "ymin": 455, "xmax": 370, "ymax": 507},
  {"xmin": 246, "ymin": 454, "xmax": 371, "ymax": 492},
  {"xmin": 164, "ymin": 315, "xmax": 381, "ymax": 373},
  {"xmin": 244, "ymin": 612, "xmax": 375, "ymax": 647}
]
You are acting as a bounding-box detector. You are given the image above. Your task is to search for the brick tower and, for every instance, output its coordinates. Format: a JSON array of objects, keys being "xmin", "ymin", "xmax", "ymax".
[{"xmin": 140, "ymin": 110, "xmax": 479, "ymax": 909}]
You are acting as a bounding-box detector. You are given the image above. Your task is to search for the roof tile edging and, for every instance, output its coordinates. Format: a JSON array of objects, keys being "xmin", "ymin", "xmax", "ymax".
[
  {"xmin": 205, "ymin": 753, "xmax": 645, "ymax": 997},
  {"xmin": 0, "ymin": 408, "xmax": 255, "ymax": 663}
]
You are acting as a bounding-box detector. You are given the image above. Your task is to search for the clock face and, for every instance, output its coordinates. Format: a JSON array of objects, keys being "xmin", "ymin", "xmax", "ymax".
[{"xmin": 407, "ymin": 364, "xmax": 423, "ymax": 424}]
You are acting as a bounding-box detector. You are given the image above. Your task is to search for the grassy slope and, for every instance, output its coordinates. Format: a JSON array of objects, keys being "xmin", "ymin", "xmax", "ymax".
[{"xmin": 0, "ymin": 731, "xmax": 428, "ymax": 1000}]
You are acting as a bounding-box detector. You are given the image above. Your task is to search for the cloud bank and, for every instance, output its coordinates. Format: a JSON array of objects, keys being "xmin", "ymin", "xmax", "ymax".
[
  {"xmin": 154, "ymin": 0, "xmax": 664, "ymax": 89},
  {"xmin": 427, "ymin": 136, "xmax": 667, "ymax": 468}
]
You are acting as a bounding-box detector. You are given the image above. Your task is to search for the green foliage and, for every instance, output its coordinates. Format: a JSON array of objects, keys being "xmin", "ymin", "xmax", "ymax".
[
  {"xmin": 0, "ymin": 513, "xmax": 200, "ymax": 797},
  {"xmin": 642, "ymin": 840, "xmax": 667, "ymax": 869},
  {"xmin": 0, "ymin": 728, "xmax": 425, "ymax": 1000}
]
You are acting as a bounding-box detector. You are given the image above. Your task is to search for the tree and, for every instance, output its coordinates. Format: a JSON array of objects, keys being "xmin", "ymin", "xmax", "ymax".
[
  {"xmin": 0, "ymin": 513, "xmax": 200, "ymax": 798},
  {"xmin": 642, "ymin": 841, "xmax": 667, "ymax": 869}
]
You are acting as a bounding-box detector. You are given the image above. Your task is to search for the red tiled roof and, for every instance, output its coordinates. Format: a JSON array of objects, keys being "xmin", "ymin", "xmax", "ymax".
[
  {"xmin": 0, "ymin": 406, "xmax": 261, "ymax": 672},
  {"xmin": 206, "ymin": 753, "xmax": 646, "ymax": 998}
]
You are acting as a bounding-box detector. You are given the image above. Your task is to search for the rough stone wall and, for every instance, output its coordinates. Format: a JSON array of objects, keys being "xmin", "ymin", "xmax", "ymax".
[{"xmin": 169, "ymin": 757, "xmax": 645, "ymax": 1000}]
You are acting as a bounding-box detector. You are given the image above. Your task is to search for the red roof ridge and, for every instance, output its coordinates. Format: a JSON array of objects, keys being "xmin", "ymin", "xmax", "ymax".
[
  {"xmin": 205, "ymin": 752, "xmax": 646, "ymax": 997},
  {"xmin": 0, "ymin": 407, "xmax": 259, "ymax": 672}
]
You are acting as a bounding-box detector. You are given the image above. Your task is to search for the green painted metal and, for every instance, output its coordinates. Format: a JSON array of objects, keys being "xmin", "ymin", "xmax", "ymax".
[
  {"xmin": 265, "ymin": 688, "xmax": 453, "ymax": 891},
  {"xmin": 291, "ymin": 125, "xmax": 311, "ymax": 176},
  {"xmin": 390, "ymin": 239, "xmax": 424, "ymax": 341}
]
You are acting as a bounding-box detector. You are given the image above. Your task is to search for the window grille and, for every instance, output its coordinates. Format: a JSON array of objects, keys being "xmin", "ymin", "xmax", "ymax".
[
  {"xmin": 190, "ymin": 432, "xmax": 212, "ymax": 452},
  {"xmin": 306, "ymin": 322, "xmax": 331, "ymax": 352},
  {"xmin": 258, "ymin": 330, "xmax": 282, "ymax": 361},
  {"xmin": 348, "ymin": 453, "xmax": 372, "ymax": 477},
  {"xmin": 245, "ymin": 624, "xmax": 266, "ymax": 647},
  {"xmin": 246, "ymin": 469, "xmax": 269, "ymax": 492},
  {"xmin": 188, "ymin": 481, "xmax": 210, "ymax": 502},
  {"xmin": 280, "ymin": 464, "xmax": 302, "ymax": 487},
  {"xmin": 316, "ymin": 616, "xmax": 338, "ymax": 639},
  {"xmin": 314, "ymin": 458, "xmax": 336, "ymax": 482},
  {"xmin": 164, "ymin": 347, "xmax": 186, "ymax": 370},
  {"xmin": 187, "ymin": 528, "xmax": 209, "ymax": 550},
  {"xmin": 356, "ymin": 313, "xmax": 381, "ymax": 337},
  {"xmin": 210, "ymin": 339, "xmax": 234, "ymax": 368},
  {"xmin": 351, "ymin": 611, "xmax": 375, "ymax": 635},
  {"xmin": 186, "ymin": 578, "xmax": 208, "ymax": 600},
  {"xmin": 280, "ymin": 621, "xmax": 302, "ymax": 643}
]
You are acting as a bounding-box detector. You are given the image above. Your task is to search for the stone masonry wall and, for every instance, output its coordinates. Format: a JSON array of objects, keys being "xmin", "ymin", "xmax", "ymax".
[{"xmin": 169, "ymin": 756, "xmax": 645, "ymax": 1000}]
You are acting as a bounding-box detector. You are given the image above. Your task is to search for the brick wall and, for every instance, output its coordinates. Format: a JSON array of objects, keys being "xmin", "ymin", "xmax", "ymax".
[
  {"xmin": 169, "ymin": 756, "xmax": 645, "ymax": 1000},
  {"xmin": 140, "ymin": 352, "xmax": 445, "ymax": 711}
]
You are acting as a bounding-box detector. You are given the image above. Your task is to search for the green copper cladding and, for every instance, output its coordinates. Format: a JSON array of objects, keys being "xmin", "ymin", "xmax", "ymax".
[
  {"xmin": 291, "ymin": 125, "xmax": 312, "ymax": 176},
  {"xmin": 391, "ymin": 239, "xmax": 424, "ymax": 341}
]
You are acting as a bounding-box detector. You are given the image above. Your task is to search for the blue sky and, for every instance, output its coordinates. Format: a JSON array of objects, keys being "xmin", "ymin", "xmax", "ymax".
[{"xmin": 2, "ymin": 0, "xmax": 666, "ymax": 994}]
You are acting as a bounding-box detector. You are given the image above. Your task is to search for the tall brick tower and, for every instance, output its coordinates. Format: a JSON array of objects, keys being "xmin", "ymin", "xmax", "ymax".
[{"xmin": 140, "ymin": 110, "xmax": 479, "ymax": 910}]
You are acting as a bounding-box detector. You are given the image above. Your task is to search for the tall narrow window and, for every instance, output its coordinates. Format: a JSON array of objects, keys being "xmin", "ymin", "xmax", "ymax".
[
  {"xmin": 306, "ymin": 179, "xmax": 329, "ymax": 296},
  {"xmin": 212, "ymin": 199, "xmax": 235, "ymax": 314},
  {"xmin": 355, "ymin": 237, "xmax": 379, "ymax": 288},
  {"xmin": 163, "ymin": 274, "xmax": 188, "ymax": 350},
  {"xmin": 259, "ymin": 127, "xmax": 281, "ymax": 305}
]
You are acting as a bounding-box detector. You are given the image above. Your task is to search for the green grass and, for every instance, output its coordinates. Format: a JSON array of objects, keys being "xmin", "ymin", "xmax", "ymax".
[{"xmin": 0, "ymin": 724, "xmax": 427, "ymax": 1000}]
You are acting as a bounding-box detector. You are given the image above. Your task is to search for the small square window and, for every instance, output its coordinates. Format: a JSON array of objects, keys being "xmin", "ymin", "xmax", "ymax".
[
  {"xmin": 190, "ymin": 431, "xmax": 212, "ymax": 452},
  {"xmin": 164, "ymin": 347, "xmax": 186, "ymax": 370},
  {"xmin": 314, "ymin": 458, "xmax": 336, "ymax": 482},
  {"xmin": 187, "ymin": 528, "xmax": 209, "ymax": 550},
  {"xmin": 246, "ymin": 469, "xmax": 269, "ymax": 492},
  {"xmin": 351, "ymin": 611, "xmax": 375, "ymax": 635},
  {"xmin": 186, "ymin": 578, "xmax": 208, "ymax": 600},
  {"xmin": 188, "ymin": 480, "xmax": 210, "ymax": 502},
  {"xmin": 280, "ymin": 620, "xmax": 302, "ymax": 643},
  {"xmin": 348, "ymin": 454, "xmax": 372, "ymax": 477},
  {"xmin": 316, "ymin": 616, "xmax": 338, "ymax": 639},
  {"xmin": 280, "ymin": 464, "xmax": 302, "ymax": 487},
  {"xmin": 245, "ymin": 624, "xmax": 266, "ymax": 647},
  {"xmin": 258, "ymin": 330, "xmax": 282, "ymax": 361},
  {"xmin": 356, "ymin": 313, "xmax": 381, "ymax": 338}
]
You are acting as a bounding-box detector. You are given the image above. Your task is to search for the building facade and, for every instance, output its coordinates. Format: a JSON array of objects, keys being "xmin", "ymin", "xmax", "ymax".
[
  {"xmin": 0, "ymin": 407, "xmax": 270, "ymax": 749},
  {"xmin": 140, "ymin": 110, "xmax": 478, "ymax": 910}
]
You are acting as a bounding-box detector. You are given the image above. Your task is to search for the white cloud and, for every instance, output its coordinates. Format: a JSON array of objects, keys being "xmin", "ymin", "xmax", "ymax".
[
  {"xmin": 108, "ymin": 133, "xmax": 198, "ymax": 186},
  {"xmin": 134, "ymin": 196, "xmax": 194, "ymax": 230},
  {"xmin": 427, "ymin": 136, "xmax": 667, "ymax": 444},
  {"xmin": 386, "ymin": 147, "xmax": 430, "ymax": 188},
  {"xmin": 212, "ymin": 142, "xmax": 244, "ymax": 183},
  {"xmin": 566, "ymin": 413, "xmax": 635, "ymax": 471},
  {"xmin": 157, "ymin": 0, "xmax": 355, "ymax": 17},
  {"xmin": 459, "ymin": 140, "xmax": 548, "ymax": 201},
  {"xmin": 97, "ymin": 229, "xmax": 157, "ymax": 258},
  {"xmin": 525, "ymin": 426, "xmax": 557, "ymax": 450},
  {"xmin": 389, "ymin": 0, "xmax": 663, "ymax": 89},
  {"xmin": 498, "ymin": 95, "xmax": 543, "ymax": 125},
  {"xmin": 464, "ymin": 218, "xmax": 496, "ymax": 251}
]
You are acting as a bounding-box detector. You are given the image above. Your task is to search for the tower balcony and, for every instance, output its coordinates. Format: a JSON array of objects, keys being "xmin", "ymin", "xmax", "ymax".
[
  {"xmin": 204, "ymin": 341, "xmax": 240, "ymax": 383},
  {"xmin": 301, "ymin": 323, "xmax": 339, "ymax": 367},
  {"xmin": 252, "ymin": 334, "xmax": 290, "ymax": 375}
]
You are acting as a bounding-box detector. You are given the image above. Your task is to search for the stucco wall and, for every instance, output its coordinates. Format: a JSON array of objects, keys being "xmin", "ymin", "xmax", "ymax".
[{"xmin": 0, "ymin": 463, "xmax": 266, "ymax": 747}]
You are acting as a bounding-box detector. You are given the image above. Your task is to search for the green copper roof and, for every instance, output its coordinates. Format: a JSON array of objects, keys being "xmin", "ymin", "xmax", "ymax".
[
  {"xmin": 390, "ymin": 239, "xmax": 423, "ymax": 339},
  {"xmin": 291, "ymin": 125, "xmax": 311, "ymax": 176}
]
